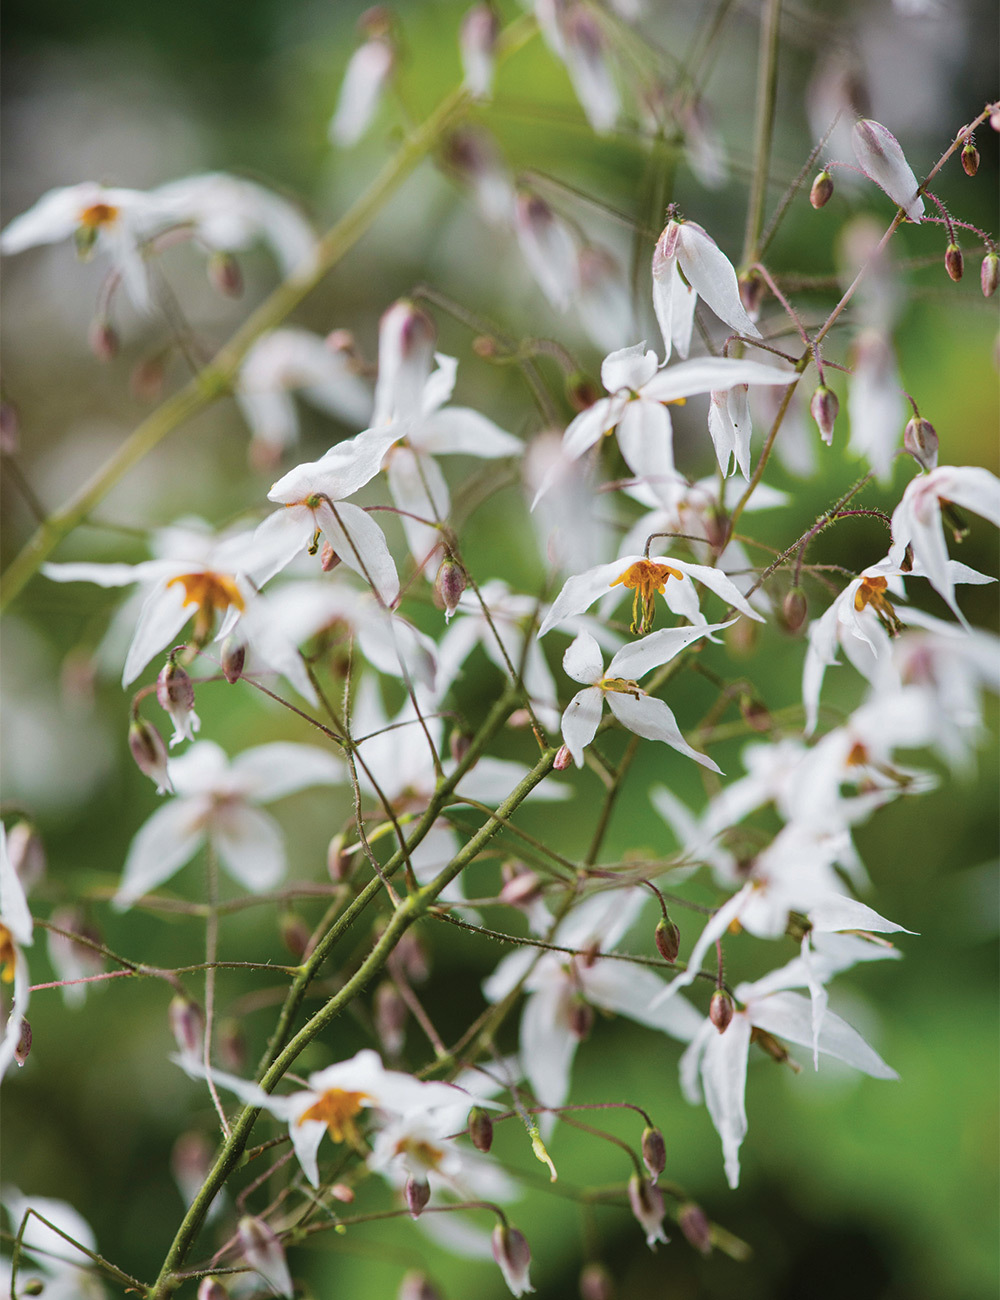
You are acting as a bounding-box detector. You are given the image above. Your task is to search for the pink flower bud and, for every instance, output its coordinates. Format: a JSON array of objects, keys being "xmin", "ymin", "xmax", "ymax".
[
  {"xmin": 220, "ymin": 636, "xmax": 246, "ymax": 684},
  {"xmin": 207, "ymin": 251, "xmax": 243, "ymax": 297},
  {"xmin": 434, "ymin": 558, "xmax": 467, "ymax": 619},
  {"xmin": 738, "ymin": 269, "xmax": 765, "ymax": 320},
  {"xmin": 197, "ymin": 1279, "xmax": 229, "ymax": 1300},
  {"xmin": 449, "ymin": 729, "xmax": 472, "ymax": 764},
  {"xmin": 578, "ymin": 1262, "xmax": 615, "ymax": 1300},
  {"xmin": 553, "ymin": 744, "xmax": 573, "ymax": 771},
  {"xmin": 172, "ymin": 1130, "xmax": 214, "ymax": 1208},
  {"xmin": 654, "ymin": 918, "xmax": 680, "ymax": 965},
  {"xmin": 319, "ymin": 540, "xmax": 342, "ymax": 571},
  {"xmin": 405, "ymin": 1174, "xmax": 431, "ymax": 1219},
  {"xmin": 566, "ymin": 371, "xmax": 602, "ymax": 412},
  {"xmin": 641, "ymin": 1126, "xmax": 666, "ymax": 1179},
  {"xmin": 782, "ymin": 587, "xmax": 808, "ymax": 633},
  {"xmin": 944, "ymin": 243, "xmax": 964, "ymax": 282},
  {"xmin": 131, "ymin": 355, "xmax": 166, "ymax": 401},
  {"xmin": 569, "ymin": 997, "xmax": 594, "ymax": 1041},
  {"xmin": 88, "ymin": 319, "xmax": 119, "ymax": 362},
  {"xmin": 499, "ymin": 869, "xmax": 543, "ymax": 908},
  {"xmin": 678, "ymin": 1202, "xmax": 713, "ymax": 1255},
  {"xmin": 327, "ymin": 832, "xmax": 352, "ymax": 881},
  {"xmin": 492, "ymin": 1224, "xmax": 534, "ymax": 1297},
  {"xmin": 398, "ymin": 1272, "xmax": 442, "ymax": 1300},
  {"xmin": 739, "ymin": 695, "xmax": 771, "ymax": 733},
  {"xmin": 14, "ymin": 1017, "xmax": 32, "ymax": 1067},
  {"xmin": 809, "ymin": 384, "xmax": 839, "ymax": 444},
  {"xmin": 396, "ymin": 930, "xmax": 431, "ymax": 984},
  {"xmin": 279, "ymin": 912, "xmax": 311, "ymax": 960},
  {"xmin": 237, "ymin": 1216, "xmax": 294, "ymax": 1298},
  {"xmin": 468, "ymin": 1105, "xmax": 494, "ymax": 1153},
  {"xmin": 375, "ymin": 980, "xmax": 408, "ymax": 1056},
  {"xmin": 514, "ymin": 190, "xmax": 578, "ymax": 310},
  {"xmin": 330, "ymin": 1182, "xmax": 355, "ymax": 1203},
  {"xmin": 374, "ymin": 299, "xmax": 436, "ymax": 426},
  {"xmin": 217, "ymin": 1017, "xmax": 247, "ymax": 1072},
  {"xmin": 157, "ymin": 658, "xmax": 199, "ymax": 746},
  {"xmin": 628, "ymin": 1174, "xmax": 668, "ymax": 1249},
  {"xmin": 903, "ymin": 416, "xmax": 939, "ymax": 471},
  {"xmin": 982, "ymin": 252, "xmax": 999, "ymax": 298},
  {"xmin": 128, "ymin": 717, "xmax": 173, "ymax": 794},
  {"xmin": 961, "ymin": 142, "xmax": 980, "ymax": 176},
  {"xmin": 709, "ymin": 990, "xmax": 734, "ymax": 1033},
  {"xmin": 809, "ymin": 170, "xmax": 834, "ymax": 209},
  {"xmin": 169, "ymin": 994, "xmax": 205, "ymax": 1061},
  {"xmin": 460, "ymin": 4, "xmax": 499, "ymax": 98}
]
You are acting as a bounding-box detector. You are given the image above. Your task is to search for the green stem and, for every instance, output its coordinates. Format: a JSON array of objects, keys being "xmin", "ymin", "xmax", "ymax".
[{"xmin": 742, "ymin": 0, "xmax": 782, "ymax": 267}]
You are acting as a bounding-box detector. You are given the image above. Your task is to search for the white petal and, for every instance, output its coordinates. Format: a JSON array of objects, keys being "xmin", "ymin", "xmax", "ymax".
[
  {"xmin": 562, "ymin": 631, "xmax": 604, "ymax": 685},
  {"xmin": 386, "ymin": 446, "xmax": 450, "ymax": 575},
  {"xmin": 122, "ymin": 581, "xmax": 193, "ymax": 685},
  {"xmin": 616, "ymin": 399, "xmax": 676, "ymax": 492},
  {"xmin": 561, "ymin": 687, "xmax": 605, "ymax": 766},
  {"xmin": 330, "ymin": 41, "xmax": 393, "ymax": 147},
  {"xmin": 641, "ymin": 356, "xmax": 792, "ymax": 404},
  {"xmin": 601, "ymin": 343, "xmax": 659, "ymax": 395},
  {"xmin": 231, "ymin": 743, "xmax": 343, "ymax": 802},
  {"xmin": 663, "ymin": 557, "xmax": 766, "ymax": 623},
  {"xmin": 584, "ymin": 962, "xmax": 703, "ymax": 1040},
  {"xmin": 412, "ymin": 407, "xmax": 521, "ymax": 457},
  {"xmin": 522, "ymin": 982, "xmax": 577, "ymax": 1111},
  {"xmin": 317, "ymin": 500, "xmax": 400, "ymax": 606},
  {"xmin": 249, "ymin": 507, "xmax": 314, "ymax": 587},
  {"xmin": 606, "ymin": 692, "xmax": 721, "ymax": 771},
  {"xmin": 852, "ymin": 120, "xmax": 924, "ymax": 223},
  {"xmin": 538, "ymin": 559, "xmax": 637, "ymax": 636},
  {"xmin": 676, "ymin": 224, "xmax": 762, "ymax": 339},
  {"xmin": 41, "ymin": 559, "xmax": 169, "ymax": 588},
  {"xmin": 653, "ymin": 887, "xmax": 750, "ymax": 1003},
  {"xmin": 113, "ymin": 799, "xmax": 206, "ymax": 911},
  {"xmin": 213, "ymin": 805, "xmax": 287, "ymax": 892},
  {"xmin": 286, "ymin": 1108, "xmax": 329, "ymax": 1188},
  {"xmin": 700, "ymin": 1013, "xmax": 752, "ymax": 1188},
  {"xmin": 749, "ymin": 991, "xmax": 898, "ymax": 1079},
  {"xmin": 607, "ymin": 620, "xmax": 730, "ymax": 681},
  {"xmin": 0, "ymin": 825, "xmax": 34, "ymax": 945}
]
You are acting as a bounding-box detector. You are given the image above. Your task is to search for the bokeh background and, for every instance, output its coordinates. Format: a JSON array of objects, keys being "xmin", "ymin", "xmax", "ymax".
[{"xmin": 1, "ymin": 1, "xmax": 998, "ymax": 1297}]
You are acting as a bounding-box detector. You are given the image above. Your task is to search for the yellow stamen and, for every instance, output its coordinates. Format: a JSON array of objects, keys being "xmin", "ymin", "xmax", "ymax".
[
  {"xmin": 610, "ymin": 560, "xmax": 683, "ymax": 635},
  {"xmin": 297, "ymin": 1088, "xmax": 370, "ymax": 1143},
  {"xmin": 394, "ymin": 1137, "xmax": 445, "ymax": 1171},
  {"xmin": 0, "ymin": 924, "xmax": 16, "ymax": 984},
  {"xmin": 166, "ymin": 571, "xmax": 245, "ymax": 645},
  {"xmin": 854, "ymin": 576, "xmax": 901, "ymax": 635},
  {"xmin": 598, "ymin": 676, "xmax": 643, "ymax": 699},
  {"xmin": 78, "ymin": 202, "xmax": 120, "ymax": 229}
]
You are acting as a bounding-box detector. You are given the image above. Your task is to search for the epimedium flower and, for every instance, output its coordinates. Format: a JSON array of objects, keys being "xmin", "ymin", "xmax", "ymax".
[
  {"xmin": 537, "ymin": 553, "xmax": 764, "ymax": 638},
  {"xmin": 559, "ymin": 625, "xmax": 731, "ymax": 770},
  {"xmin": 1, "ymin": 1190, "xmax": 105, "ymax": 1299},
  {"xmin": 112, "ymin": 739, "xmax": 342, "ymax": 912},
  {"xmin": 852, "ymin": 119, "xmax": 925, "ymax": 223},
  {"xmin": 0, "ymin": 825, "xmax": 34, "ymax": 1083}
]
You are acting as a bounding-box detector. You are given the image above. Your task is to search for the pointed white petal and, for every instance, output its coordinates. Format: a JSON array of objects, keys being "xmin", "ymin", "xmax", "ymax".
[
  {"xmin": 412, "ymin": 406, "xmax": 521, "ymax": 457},
  {"xmin": 601, "ymin": 343, "xmax": 659, "ymax": 395},
  {"xmin": 616, "ymin": 398, "xmax": 676, "ymax": 491},
  {"xmin": 317, "ymin": 500, "xmax": 400, "ymax": 606},
  {"xmin": 641, "ymin": 356, "xmax": 792, "ymax": 404},
  {"xmin": 538, "ymin": 559, "xmax": 636, "ymax": 636},
  {"xmin": 606, "ymin": 692, "xmax": 721, "ymax": 771},
  {"xmin": 561, "ymin": 687, "xmax": 605, "ymax": 765},
  {"xmin": 607, "ymin": 620, "xmax": 730, "ymax": 681},
  {"xmin": 852, "ymin": 120, "xmax": 924, "ymax": 222},
  {"xmin": 749, "ymin": 991, "xmax": 898, "ymax": 1079},
  {"xmin": 701, "ymin": 1013, "xmax": 753, "ymax": 1188},
  {"xmin": 663, "ymin": 557, "xmax": 766, "ymax": 622},
  {"xmin": 521, "ymin": 981, "xmax": 577, "ymax": 1111},
  {"xmin": 113, "ymin": 800, "xmax": 206, "ymax": 910},
  {"xmin": 676, "ymin": 224, "xmax": 762, "ymax": 339},
  {"xmin": 330, "ymin": 40, "xmax": 394, "ymax": 146},
  {"xmin": 562, "ymin": 631, "xmax": 604, "ymax": 685},
  {"xmin": 122, "ymin": 581, "xmax": 193, "ymax": 685},
  {"xmin": 231, "ymin": 743, "xmax": 343, "ymax": 802},
  {"xmin": 584, "ymin": 962, "xmax": 704, "ymax": 1040}
]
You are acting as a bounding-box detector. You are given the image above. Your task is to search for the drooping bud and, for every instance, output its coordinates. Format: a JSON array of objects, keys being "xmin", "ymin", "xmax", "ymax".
[
  {"xmin": 128, "ymin": 716, "xmax": 173, "ymax": 794},
  {"xmin": 443, "ymin": 127, "xmax": 513, "ymax": 228},
  {"xmin": 654, "ymin": 918, "xmax": 680, "ymax": 965},
  {"xmin": 709, "ymin": 990, "xmax": 734, "ymax": 1033},
  {"xmin": 327, "ymin": 831, "xmax": 352, "ymax": 882},
  {"xmin": 809, "ymin": 384, "xmax": 839, "ymax": 444},
  {"xmin": 491, "ymin": 1224, "xmax": 534, "ymax": 1298},
  {"xmin": 319, "ymin": 540, "xmax": 342, "ymax": 572},
  {"xmin": 169, "ymin": 995, "xmax": 205, "ymax": 1063},
  {"xmin": 131, "ymin": 355, "xmax": 166, "ymax": 401},
  {"xmin": 782, "ymin": 587, "xmax": 808, "ymax": 633},
  {"xmin": 468, "ymin": 1105, "xmax": 494, "ymax": 1153},
  {"xmin": 725, "ymin": 615, "xmax": 757, "ymax": 658},
  {"xmin": 568, "ymin": 997, "xmax": 594, "ymax": 1041},
  {"xmin": 434, "ymin": 558, "xmax": 467, "ymax": 620},
  {"xmin": 398, "ymin": 1272, "xmax": 443, "ymax": 1300},
  {"xmin": 944, "ymin": 243, "xmax": 964, "ymax": 282},
  {"xmin": 961, "ymin": 141, "xmax": 980, "ymax": 176},
  {"xmin": 172, "ymin": 1130, "xmax": 215, "ymax": 1209},
  {"xmin": 678, "ymin": 1201, "xmax": 713, "ymax": 1255},
  {"xmin": 372, "ymin": 299, "xmax": 436, "ymax": 426},
  {"xmin": 197, "ymin": 1280, "xmax": 229, "ymax": 1300},
  {"xmin": 579, "ymin": 1262, "xmax": 616, "ymax": 1300},
  {"xmin": 405, "ymin": 1175, "xmax": 431, "ymax": 1219},
  {"xmin": 14, "ymin": 1017, "xmax": 32, "ymax": 1067},
  {"xmin": 460, "ymin": 4, "xmax": 499, "ymax": 99},
  {"xmin": 449, "ymin": 729, "xmax": 473, "ymax": 764},
  {"xmin": 330, "ymin": 1182, "xmax": 355, "ymax": 1203},
  {"xmin": 982, "ymin": 252, "xmax": 999, "ymax": 298},
  {"xmin": 737, "ymin": 268, "xmax": 765, "ymax": 320},
  {"xmin": 375, "ymin": 980, "xmax": 408, "ymax": 1056},
  {"xmin": 809, "ymin": 169, "xmax": 834, "ymax": 209},
  {"xmin": 88, "ymin": 318, "xmax": 119, "ymax": 362},
  {"xmin": 20, "ymin": 1282, "xmax": 44, "ymax": 1298},
  {"xmin": 566, "ymin": 371, "xmax": 602, "ymax": 412},
  {"xmin": 237, "ymin": 1216, "xmax": 294, "ymax": 1298},
  {"xmin": 217, "ymin": 1017, "xmax": 248, "ymax": 1072},
  {"xmin": 628, "ymin": 1175, "xmax": 668, "ymax": 1249},
  {"xmin": 739, "ymin": 695, "xmax": 771, "ymax": 733},
  {"xmin": 514, "ymin": 190, "xmax": 579, "ymax": 311},
  {"xmin": 206, "ymin": 250, "xmax": 243, "ymax": 297},
  {"xmin": 553, "ymin": 744, "xmax": 573, "ymax": 771},
  {"xmin": 6, "ymin": 821, "xmax": 46, "ymax": 893},
  {"xmin": 329, "ymin": 33, "xmax": 395, "ymax": 148},
  {"xmin": 851, "ymin": 119, "xmax": 924, "ymax": 222},
  {"xmin": 499, "ymin": 867, "xmax": 543, "ymax": 908},
  {"xmin": 220, "ymin": 636, "xmax": 246, "ymax": 684},
  {"xmin": 279, "ymin": 912, "xmax": 311, "ymax": 960},
  {"xmin": 641, "ymin": 1126, "xmax": 666, "ymax": 1179},
  {"xmin": 395, "ymin": 930, "xmax": 430, "ymax": 984},
  {"xmin": 903, "ymin": 416, "xmax": 939, "ymax": 471},
  {"xmin": 157, "ymin": 657, "xmax": 200, "ymax": 747}
]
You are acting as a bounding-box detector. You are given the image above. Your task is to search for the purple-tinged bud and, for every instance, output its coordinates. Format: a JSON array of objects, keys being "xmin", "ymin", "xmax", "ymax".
[
  {"xmin": 553, "ymin": 744, "xmax": 573, "ymax": 771},
  {"xmin": 809, "ymin": 170, "xmax": 834, "ymax": 209},
  {"xmin": 514, "ymin": 190, "xmax": 579, "ymax": 310},
  {"xmin": 903, "ymin": 416, "xmax": 939, "ymax": 471},
  {"xmin": 579, "ymin": 1262, "xmax": 615, "ymax": 1300},
  {"xmin": 628, "ymin": 1174, "xmax": 668, "ymax": 1249},
  {"xmin": 499, "ymin": 868, "xmax": 543, "ymax": 908},
  {"xmin": 405, "ymin": 1175, "xmax": 431, "ymax": 1219},
  {"xmin": 396, "ymin": 930, "xmax": 430, "ymax": 983},
  {"xmin": 279, "ymin": 912, "xmax": 311, "ymax": 960},
  {"xmin": 0, "ymin": 399, "xmax": 19, "ymax": 454},
  {"xmin": 944, "ymin": 243, "xmax": 964, "ymax": 282},
  {"xmin": 709, "ymin": 990, "xmax": 734, "ymax": 1033},
  {"xmin": 128, "ymin": 717, "xmax": 173, "ymax": 794},
  {"xmin": 14, "ymin": 1017, "xmax": 32, "ymax": 1067},
  {"xmin": 237, "ymin": 1216, "xmax": 294, "ymax": 1298},
  {"xmin": 473, "ymin": 333, "xmax": 500, "ymax": 359},
  {"xmin": 217, "ymin": 1018, "xmax": 247, "ymax": 1072},
  {"xmin": 782, "ymin": 587, "xmax": 808, "ymax": 633},
  {"xmin": 737, "ymin": 269, "xmax": 765, "ymax": 320},
  {"xmin": 169, "ymin": 995, "xmax": 205, "ymax": 1061},
  {"xmin": 641, "ymin": 1126, "xmax": 666, "ymax": 1179},
  {"xmin": 7, "ymin": 821, "xmax": 46, "ymax": 893},
  {"xmin": 569, "ymin": 997, "xmax": 594, "ymax": 1041},
  {"xmin": 739, "ymin": 695, "xmax": 771, "ymax": 733},
  {"xmin": 809, "ymin": 384, "xmax": 839, "ymax": 444},
  {"xmin": 434, "ymin": 558, "xmax": 467, "ymax": 620},
  {"xmin": 327, "ymin": 832, "xmax": 352, "ymax": 882},
  {"xmin": 449, "ymin": 729, "xmax": 472, "ymax": 764},
  {"xmin": 654, "ymin": 918, "xmax": 680, "ymax": 965},
  {"xmin": 330, "ymin": 1182, "xmax": 355, "ymax": 1203},
  {"xmin": 359, "ymin": 4, "xmax": 392, "ymax": 37},
  {"xmin": 492, "ymin": 1224, "xmax": 533, "ymax": 1297},
  {"xmin": 88, "ymin": 319, "xmax": 119, "ymax": 362},
  {"xmin": 653, "ymin": 219, "xmax": 682, "ymax": 270},
  {"xmin": 398, "ymin": 1272, "xmax": 443, "ymax": 1300},
  {"xmin": 207, "ymin": 251, "xmax": 243, "ymax": 298},
  {"xmin": 725, "ymin": 615, "xmax": 757, "ymax": 658},
  {"xmin": 197, "ymin": 1279, "xmax": 229, "ymax": 1300},
  {"xmin": 678, "ymin": 1202, "xmax": 713, "ymax": 1255},
  {"xmin": 131, "ymin": 355, "xmax": 166, "ymax": 402},
  {"xmin": 173, "ymin": 1130, "xmax": 214, "ymax": 1208},
  {"xmin": 375, "ymin": 980, "xmax": 408, "ymax": 1056},
  {"xmin": 981, "ymin": 252, "xmax": 999, "ymax": 298},
  {"xmin": 566, "ymin": 371, "xmax": 602, "ymax": 412},
  {"xmin": 220, "ymin": 636, "xmax": 246, "ymax": 684},
  {"xmin": 460, "ymin": 3, "xmax": 499, "ymax": 98},
  {"xmin": 507, "ymin": 708, "xmax": 532, "ymax": 729},
  {"xmin": 468, "ymin": 1105, "xmax": 494, "ymax": 1153},
  {"xmin": 320, "ymin": 540, "xmax": 342, "ymax": 572},
  {"xmin": 157, "ymin": 658, "xmax": 199, "ymax": 745},
  {"xmin": 961, "ymin": 142, "xmax": 980, "ymax": 176}
]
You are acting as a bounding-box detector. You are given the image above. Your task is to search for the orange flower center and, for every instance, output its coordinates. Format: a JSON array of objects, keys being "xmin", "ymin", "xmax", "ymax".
[
  {"xmin": 610, "ymin": 560, "xmax": 683, "ymax": 635},
  {"xmin": 166, "ymin": 571, "xmax": 245, "ymax": 645},
  {"xmin": 394, "ymin": 1137, "xmax": 445, "ymax": 1171},
  {"xmin": 78, "ymin": 203, "xmax": 120, "ymax": 229},
  {"xmin": 854, "ymin": 576, "xmax": 901, "ymax": 635},
  {"xmin": 0, "ymin": 924, "xmax": 16, "ymax": 984},
  {"xmin": 297, "ymin": 1088, "xmax": 370, "ymax": 1143}
]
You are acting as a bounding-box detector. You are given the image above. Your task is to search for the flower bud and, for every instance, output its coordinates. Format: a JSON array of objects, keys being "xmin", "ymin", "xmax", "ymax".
[
  {"xmin": 709, "ymin": 990, "xmax": 734, "ymax": 1033},
  {"xmin": 809, "ymin": 169, "xmax": 834, "ymax": 209},
  {"xmin": 449, "ymin": 729, "xmax": 472, "ymax": 764},
  {"xmin": 654, "ymin": 918, "xmax": 680, "ymax": 965},
  {"xmin": 782, "ymin": 587, "xmax": 808, "ymax": 633},
  {"xmin": 14, "ymin": 1017, "xmax": 32, "ymax": 1067},
  {"xmin": 566, "ymin": 371, "xmax": 602, "ymax": 412},
  {"xmin": 809, "ymin": 384, "xmax": 839, "ymax": 444},
  {"xmin": 327, "ymin": 831, "xmax": 352, "ymax": 882},
  {"xmin": 128, "ymin": 716, "xmax": 173, "ymax": 794},
  {"xmin": 20, "ymin": 1280, "xmax": 44, "ymax": 1297},
  {"xmin": 318, "ymin": 540, "xmax": 342, "ymax": 572},
  {"xmin": 405, "ymin": 1175, "xmax": 431, "ymax": 1218},
  {"xmin": 499, "ymin": 868, "xmax": 543, "ymax": 908},
  {"xmin": 569, "ymin": 997, "xmax": 594, "ymax": 1041},
  {"xmin": 514, "ymin": 190, "xmax": 578, "ymax": 310},
  {"xmin": 131, "ymin": 355, "xmax": 166, "ymax": 401},
  {"xmin": 460, "ymin": 3, "xmax": 499, "ymax": 98},
  {"xmin": 961, "ymin": 142, "xmax": 980, "ymax": 176},
  {"xmin": 198, "ymin": 1279, "xmax": 230, "ymax": 1300},
  {"xmin": 373, "ymin": 300, "xmax": 436, "ymax": 424},
  {"xmin": 330, "ymin": 1182, "xmax": 355, "ymax": 1203},
  {"xmin": 553, "ymin": 744, "xmax": 573, "ymax": 771},
  {"xmin": 279, "ymin": 912, "xmax": 311, "ymax": 960},
  {"xmin": 468, "ymin": 1105, "xmax": 494, "ymax": 1153},
  {"xmin": 172, "ymin": 1130, "xmax": 214, "ymax": 1208},
  {"xmin": 981, "ymin": 252, "xmax": 998, "ymax": 298},
  {"xmin": 88, "ymin": 318, "xmax": 119, "ymax": 362},
  {"xmin": 220, "ymin": 636, "xmax": 246, "ymax": 684},
  {"xmin": 396, "ymin": 930, "xmax": 430, "ymax": 983},
  {"xmin": 237, "ymin": 1216, "xmax": 294, "ymax": 1298},
  {"xmin": 945, "ymin": 243, "xmax": 964, "ymax": 282},
  {"xmin": 169, "ymin": 994, "xmax": 205, "ymax": 1062},
  {"xmin": 851, "ymin": 119, "xmax": 924, "ymax": 222},
  {"xmin": 375, "ymin": 980, "xmax": 408, "ymax": 1056},
  {"xmin": 157, "ymin": 658, "xmax": 199, "ymax": 747},
  {"xmin": 7, "ymin": 821, "xmax": 46, "ymax": 893},
  {"xmin": 434, "ymin": 558, "xmax": 467, "ymax": 620},
  {"xmin": 398, "ymin": 1272, "xmax": 443, "ymax": 1300},
  {"xmin": 641, "ymin": 1126, "xmax": 666, "ymax": 1178},
  {"xmin": 739, "ymin": 695, "xmax": 771, "ymax": 733},
  {"xmin": 217, "ymin": 1017, "xmax": 247, "ymax": 1072},
  {"xmin": 0, "ymin": 399, "xmax": 19, "ymax": 454},
  {"xmin": 492, "ymin": 1224, "xmax": 533, "ymax": 1298},
  {"xmin": 628, "ymin": 1174, "xmax": 668, "ymax": 1248},
  {"xmin": 473, "ymin": 333, "xmax": 500, "ymax": 359},
  {"xmin": 579, "ymin": 1262, "xmax": 615, "ymax": 1300},
  {"xmin": 903, "ymin": 416, "xmax": 939, "ymax": 471},
  {"xmin": 208, "ymin": 251, "xmax": 243, "ymax": 297},
  {"xmin": 678, "ymin": 1201, "xmax": 713, "ymax": 1255},
  {"xmin": 737, "ymin": 268, "xmax": 765, "ymax": 320},
  {"xmin": 725, "ymin": 615, "xmax": 757, "ymax": 658}
]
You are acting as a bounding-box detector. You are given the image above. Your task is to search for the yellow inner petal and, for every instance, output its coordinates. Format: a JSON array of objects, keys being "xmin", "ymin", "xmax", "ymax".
[
  {"xmin": 166, "ymin": 571, "xmax": 245, "ymax": 643},
  {"xmin": 609, "ymin": 560, "xmax": 683, "ymax": 635},
  {"xmin": 0, "ymin": 924, "xmax": 16, "ymax": 984},
  {"xmin": 297, "ymin": 1088, "xmax": 369, "ymax": 1143}
]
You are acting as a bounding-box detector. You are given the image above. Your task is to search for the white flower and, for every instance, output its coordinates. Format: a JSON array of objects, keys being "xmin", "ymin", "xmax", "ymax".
[
  {"xmin": 852, "ymin": 119, "xmax": 924, "ymax": 223},
  {"xmin": 1, "ymin": 1190, "xmax": 105, "ymax": 1299},
  {"xmin": 846, "ymin": 329, "xmax": 905, "ymax": 482},
  {"xmin": 0, "ymin": 826, "xmax": 34, "ymax": 1082},
  {"xmin": 330, "ymin": 39, "xmax": 394, "ymax": 147},
  {"xmin": 513, "ymin": 191, "xmax": 579, "ymax": 310},
  {"xmin": 368, "ymin": 1108, "xmax": 517, "ymax": 1203},
  {"xmin": 888, "ymin": 466, "xmax": 1000, "ymax": 621},
  {"xmin": 559, "ymin": 626, "xmax": 728, "ymax": 770},
  {"xmin": 112, "ymin": 740, "xmax": 342, "ymax": 911}
]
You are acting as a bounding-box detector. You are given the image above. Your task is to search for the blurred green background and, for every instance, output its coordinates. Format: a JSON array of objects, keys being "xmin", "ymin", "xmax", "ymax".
[{"xmin": 1, "ymin": 1, "xmax": 998, "ymax": 1298}]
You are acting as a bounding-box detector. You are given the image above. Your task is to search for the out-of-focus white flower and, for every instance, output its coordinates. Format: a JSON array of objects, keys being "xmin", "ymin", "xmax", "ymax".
[
  {"xmin": 45, "ymin": 907, "xmax": 104, "ymax": 1008},
  {"xmin": 1, "ymin": 1189, "xmax": 105, "ymax": 1298},
  {"xmin": 443, "ymin": 127, "xmax": 515, "ymax": 228},
  {"xmin": 330, "ymin": 38, "xmax": 395, "ymax": 147},
  {"xmin": 559, "ymin": 625, "xmax": 729, "ymax": 769},
  {"xmin": 368, "ymin": 1108, "xmax": 517, "ymax": 1203},
  {"xmin": 557, "ymin": 3, "xmax": 621, "ymax": 133},
  {"xmin": 514, "ymin": 191, "xmax": 579, "ymax": 310},
  {"xmin": 888, "ymin": 465, "xmax": 1000, "ymax": 621},
  {"xmin": 460, "ymin": 4, "xmax": 500, "ymax": 98},
  {"xmin": 235, "ymin": 328, "xmax": 372, "ymax": 457},
  {"xmin": 652, "ymin": 220, "xmax": 762, "ymax": 362},
  {"xmin": 682, "ymin": 98, "xmax": 729, "ymax": 191},
  {"xmin": 524, "ymin": 430, "xmax": 614, "ymax": 576},
  {"xmin": 237, "ymin": 1216, "xmax": 294, "ymax": 1298},
  {"xmin": 576, "ymin": 244, "xmax": 634, "ymax": 353},
  {"xmin": 0, "ymin": 826, "xmax": 34, "ymax": 1082},
  {"xmin": 852, "ymin": 119, "xmax": 924, "ymax": 222},
  {"xmin": 846, "ymin": 329, "xmax": 905, "ymax": 481},
  {"xmin": 112, "ymin": 740, "xmax": 341, "ymax": 911}
]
